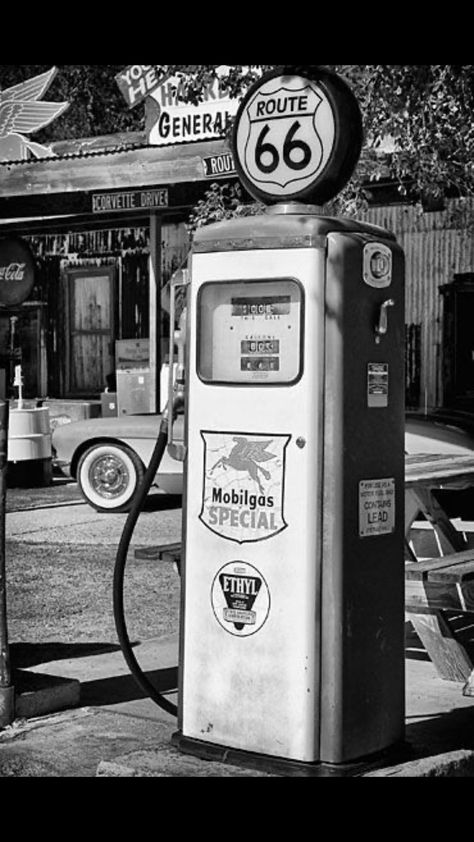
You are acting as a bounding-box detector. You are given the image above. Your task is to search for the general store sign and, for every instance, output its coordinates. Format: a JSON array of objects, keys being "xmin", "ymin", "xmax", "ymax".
[{"xmin": 148, "ymin": 67, "xmax": 241, "ymax": 147}]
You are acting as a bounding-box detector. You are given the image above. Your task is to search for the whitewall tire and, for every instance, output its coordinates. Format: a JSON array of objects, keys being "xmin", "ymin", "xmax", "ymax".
[{"xmin": 77, "ymin": 443, "xmax": 145, "ymax": 513}]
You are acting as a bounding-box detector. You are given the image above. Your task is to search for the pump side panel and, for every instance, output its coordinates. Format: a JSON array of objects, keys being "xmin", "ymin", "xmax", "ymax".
[
  {"xmin": 320, "ymin": 232, "xmax": 406, "ymax": 763},
  {"xmin": 180, "ymin": 246, "xmax": 325, "ymax": 763}
]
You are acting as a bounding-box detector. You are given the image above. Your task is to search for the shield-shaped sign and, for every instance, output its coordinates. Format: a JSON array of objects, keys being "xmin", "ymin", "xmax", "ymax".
[
  {"xmin": 243, "ymin": 83, "xmax": 325, "ymax": 191},
  {"xmin": 200, "ymin": 430, "xmax": 291, "ymax": 544},
  {"xmin": 232, "ymin": 66, "xmax": 363, "ymax": 206}
]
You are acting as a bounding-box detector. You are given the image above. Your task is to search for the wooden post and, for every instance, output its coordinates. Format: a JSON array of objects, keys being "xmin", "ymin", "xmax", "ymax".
[
  {"xmin": 149, "ymin": 212, "xmax": 162, "ymax": 414},
  {"xmin": 0, "ymin": 399, "xmax": 14, "ymax": 728}
]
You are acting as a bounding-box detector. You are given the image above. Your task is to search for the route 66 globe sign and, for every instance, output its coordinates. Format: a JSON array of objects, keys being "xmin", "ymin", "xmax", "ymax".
[{"xmin": 232, "ymin": 65, "xmax": 363, "ymax": 205}]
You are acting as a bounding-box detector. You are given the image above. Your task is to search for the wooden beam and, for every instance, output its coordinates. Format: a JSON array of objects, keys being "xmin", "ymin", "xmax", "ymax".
[
  {"xmin": 0, "ymin": 139, "xmax": 232, "ymax": 199},
  {"xmin": 0, "ymin": 170, "xmax": 239, "ymax": 224}
]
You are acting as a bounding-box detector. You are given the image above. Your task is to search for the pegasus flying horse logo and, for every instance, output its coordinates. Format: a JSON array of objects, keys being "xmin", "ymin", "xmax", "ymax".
[
  {"xmin": 0, "ymin": 67, "xmax": 69, "ymax": 162},
  {"xmin": 211, "ymin": 437, "xmax": 277, "ymax": 494}
]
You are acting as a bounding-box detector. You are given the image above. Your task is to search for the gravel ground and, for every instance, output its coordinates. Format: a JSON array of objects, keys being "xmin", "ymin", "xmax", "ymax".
[
  {"xmin": 6, "ymin": 477, "xmax": 84, "ymax": 511},
  {"xmin": 4, "ymin": 478, "xmax": 181, "ymax": 668}
]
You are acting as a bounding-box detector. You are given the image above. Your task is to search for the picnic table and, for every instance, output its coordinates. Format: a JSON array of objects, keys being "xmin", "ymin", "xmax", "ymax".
[
  {"xmin": 405, "ymin": 452, "xmax": 474, "ymax": 554},
  {"xmin": 405, "ymin": 452, "xmax": 474, "ymax": 696}
]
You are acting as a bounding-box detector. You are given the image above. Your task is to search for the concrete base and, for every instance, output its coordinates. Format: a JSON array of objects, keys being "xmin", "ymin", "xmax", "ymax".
[
  {"xmin": 13, "ymin": 669, "xmax": 80, "ymax": 719},
  {"xmin": 0, "ymin": 685, "xmax": 15, "ymax": 729},
  {"xmin": 364, "ymin": 749, "xmax": 474, "ymax": 777},
  {"xmin": 2, "ymin": 635, "xmax": 474, "ymax": 777}
]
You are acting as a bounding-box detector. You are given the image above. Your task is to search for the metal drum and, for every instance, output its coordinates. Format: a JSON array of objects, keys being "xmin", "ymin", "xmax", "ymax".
[{"xmin": 8, "ymin": 407, "xmax": 52, "ymax": 487}]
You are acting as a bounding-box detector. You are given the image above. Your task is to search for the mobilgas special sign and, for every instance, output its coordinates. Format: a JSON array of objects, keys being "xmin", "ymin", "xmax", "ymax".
[{"xmin": 200, "ymin": 430, "xmax": 290, "ymax": 544}]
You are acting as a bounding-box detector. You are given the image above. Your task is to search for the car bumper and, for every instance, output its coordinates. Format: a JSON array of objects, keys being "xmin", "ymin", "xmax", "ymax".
[{"xmin": 52, "ymin": 457, "xmax": 73, "ymax": 479}]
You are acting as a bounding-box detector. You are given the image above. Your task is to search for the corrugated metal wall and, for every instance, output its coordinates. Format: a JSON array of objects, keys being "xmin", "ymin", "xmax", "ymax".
[{"xmin": 361, "ymin": 199, "xmax": 474, "ymax": 407}]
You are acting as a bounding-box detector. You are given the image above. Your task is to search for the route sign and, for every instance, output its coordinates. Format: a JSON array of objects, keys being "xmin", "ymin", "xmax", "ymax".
[{"xmin": 232, "ymin": 66, "xmax": 363, "ymax": 206}]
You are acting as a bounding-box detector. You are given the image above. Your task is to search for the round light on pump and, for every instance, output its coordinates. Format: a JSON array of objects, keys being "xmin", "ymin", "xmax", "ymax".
[
  {"xmin": 363, "ymin": 242, "xmax": 393, "ymax": 288},
  {"xmin": 370, "ymin": 250, "xmax": 391, "ymax": 279}
]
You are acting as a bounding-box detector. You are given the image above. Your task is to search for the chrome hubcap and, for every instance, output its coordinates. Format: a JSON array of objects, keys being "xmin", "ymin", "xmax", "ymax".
[{"xmin": 90, "ymin": 454, "xmax": 130, "ymax": 499}]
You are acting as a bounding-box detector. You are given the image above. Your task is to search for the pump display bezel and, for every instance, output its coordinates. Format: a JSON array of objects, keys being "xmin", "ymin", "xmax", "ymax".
[{"xmin": 196, "ymin": 277, "xmax": 305, "ymax": 387}]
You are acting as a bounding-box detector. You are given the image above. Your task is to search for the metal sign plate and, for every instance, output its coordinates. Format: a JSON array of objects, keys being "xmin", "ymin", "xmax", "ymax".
[{"xmin": 232, "ymin": 66, "xmax": 362, "ymax": 205}]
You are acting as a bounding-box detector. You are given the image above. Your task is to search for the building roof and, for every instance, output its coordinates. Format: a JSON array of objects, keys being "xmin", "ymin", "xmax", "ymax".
[{"xmin": 0, "ymin": 134, "xmax": 235, "ymax": 225}]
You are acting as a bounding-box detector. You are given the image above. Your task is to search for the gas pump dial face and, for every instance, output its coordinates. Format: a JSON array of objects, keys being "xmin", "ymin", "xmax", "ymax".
[{"xmin": 198, "ymin": 278, "xmax": 303, "ymax": 385}]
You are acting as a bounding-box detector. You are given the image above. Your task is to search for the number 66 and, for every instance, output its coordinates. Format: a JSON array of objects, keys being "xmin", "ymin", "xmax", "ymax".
[{"xmin": 255, "ymin": 120, "xmax": 312, "ymax": 174}]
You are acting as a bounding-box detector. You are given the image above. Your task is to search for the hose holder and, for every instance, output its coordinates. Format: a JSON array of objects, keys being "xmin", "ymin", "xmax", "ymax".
[{"xmin": 166, "ymin": 268, "xmax": 189, "ymax": 462}]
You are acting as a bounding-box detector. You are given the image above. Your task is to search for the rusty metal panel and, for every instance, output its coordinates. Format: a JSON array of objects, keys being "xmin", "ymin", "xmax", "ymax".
[{"xmin": 360, "ymin": 199, "xmax": 474, "ymax": 407}]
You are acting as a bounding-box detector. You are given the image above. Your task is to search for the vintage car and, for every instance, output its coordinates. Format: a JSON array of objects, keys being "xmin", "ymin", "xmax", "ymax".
[
  {"xmin": 405, "ymin": 408, "xmax": 474, "ymax": 456},
  {"xmin": 52, "ymin": 412, "xmax": 184, "ymax": 513},
  {"xmin": 52, "ymin": 407, "xmax": 474, "ymax": 514}
]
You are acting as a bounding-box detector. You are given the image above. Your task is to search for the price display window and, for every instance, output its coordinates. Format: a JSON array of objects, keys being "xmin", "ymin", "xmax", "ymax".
[{"xmin": 198, "ymin": 279, "xmax": 303, "ymax": 385}]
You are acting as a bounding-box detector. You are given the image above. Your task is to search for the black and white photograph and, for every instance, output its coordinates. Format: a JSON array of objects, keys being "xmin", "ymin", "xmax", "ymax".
[{"xmin": 0, "ymin": 61, "xmax": 473, "ymax": 780}]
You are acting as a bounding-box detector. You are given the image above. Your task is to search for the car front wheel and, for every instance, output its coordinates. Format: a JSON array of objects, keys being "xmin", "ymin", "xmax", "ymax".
[{"xmin": 77, "ymin": 443, "xmax": 145, "ymax": 513}]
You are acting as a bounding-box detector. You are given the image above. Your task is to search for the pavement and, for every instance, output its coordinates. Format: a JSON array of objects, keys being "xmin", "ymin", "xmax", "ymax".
[{"xmin": 1, "ymin": 482, "xmax": 474, "ymax": 777}]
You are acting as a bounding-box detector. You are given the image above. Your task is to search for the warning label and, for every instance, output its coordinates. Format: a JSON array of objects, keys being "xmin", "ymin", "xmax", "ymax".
[
  {"xmin": 367, "ymin": 363, "xmax": 388, "ymax": 408},
  {"xmin": 359, "ymin": 477, "xmax": 395, "ymax": 537}
]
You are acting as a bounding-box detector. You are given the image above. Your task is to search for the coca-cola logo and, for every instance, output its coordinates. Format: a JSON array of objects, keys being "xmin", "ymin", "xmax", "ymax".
[
  {"xmin": 0, "ymin": 263, "xmax": 26, "ymax": 282},
  {"xmin": 0, "ymin": 239, "xmax": 35, "ymax": 306}
]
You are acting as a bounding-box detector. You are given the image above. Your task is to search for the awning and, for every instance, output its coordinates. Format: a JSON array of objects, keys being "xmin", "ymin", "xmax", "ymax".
[{"xmin": 0, "ymin": 137, "xmax": 237, "ymax": 224}]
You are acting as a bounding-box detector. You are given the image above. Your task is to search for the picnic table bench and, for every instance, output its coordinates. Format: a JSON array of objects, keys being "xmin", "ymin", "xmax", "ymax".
[
  {"xmin": 135, "ymin": 541, "xmax": 182, "ymax": 573},
  {"xmin": 404, "ymin": 452, "xmax": 474, "ymax": 695},
  {"xmin": 405, "ymin": 549, "xmax": 474, "ymax": 696}
]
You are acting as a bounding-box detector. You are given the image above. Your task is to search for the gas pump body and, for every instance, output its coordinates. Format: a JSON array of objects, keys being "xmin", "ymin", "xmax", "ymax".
[{"xmin": 174, "ymin": 207, "xmax": 405, "ymax": 770}]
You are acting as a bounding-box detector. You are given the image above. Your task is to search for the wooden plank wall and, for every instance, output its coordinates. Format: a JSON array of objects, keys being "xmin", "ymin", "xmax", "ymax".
[{"xmin": 17, "ymin": 220, "xmax": 190, "ymax": 398}]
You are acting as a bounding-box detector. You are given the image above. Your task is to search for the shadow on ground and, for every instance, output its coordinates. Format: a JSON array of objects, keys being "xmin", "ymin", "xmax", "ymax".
[
  {"xmin": 406, "ymin": 706, "xmax": 474, "ymax": 756},
  {"xmin": 142, "ymin": 494, "xmax": 182, "ymax": 512},
  {"xmin": 80, "ymin": 667, "xmax": 178, "ymax": 706},
  {"xmin": 10, "ymin": 641, "xmax": 178, "ymax": 708},
  {"xmin": 6, "ymin": 480, "xmax": 182, "ymax": 514},
  {"xmin": 10, "ymin": 641, "xmax": 122, "ymax": 668}
]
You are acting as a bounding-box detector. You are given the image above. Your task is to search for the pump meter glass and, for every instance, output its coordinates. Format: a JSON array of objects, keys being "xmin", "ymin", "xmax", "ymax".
[{"xmin": 198, "ymin": 279, "xmax": 303, "ymax": 384}]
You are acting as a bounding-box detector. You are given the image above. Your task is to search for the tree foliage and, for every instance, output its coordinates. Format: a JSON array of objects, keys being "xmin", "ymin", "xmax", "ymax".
[
  {"xmin": 1, "ymin": 64, "xmax": 473, "ymax": 218},
  {"xmin": 0, "ymin": 65, "xmax": 144, "ymax": 139},
  {"xmin": 156, "ymin": 64, "xmax": 474, "ymax": 222}
]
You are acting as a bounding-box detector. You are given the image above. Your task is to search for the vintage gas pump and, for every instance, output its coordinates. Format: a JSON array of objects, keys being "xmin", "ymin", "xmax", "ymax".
[
  {"xmin": 170, "ymin": 66, "xmax": 406, "ymax": 774},
  {"xmin": 115, "ymin": 65, "xmax": 406, "ymax": 776}
]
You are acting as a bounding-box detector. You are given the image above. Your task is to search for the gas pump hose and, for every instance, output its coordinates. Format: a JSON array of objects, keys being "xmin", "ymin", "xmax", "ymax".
[{"xmin": 113, "ymin": 411, "xmax": 179, "ymax": 717}]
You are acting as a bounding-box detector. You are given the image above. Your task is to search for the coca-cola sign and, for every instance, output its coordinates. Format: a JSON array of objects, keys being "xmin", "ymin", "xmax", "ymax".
[{"xmin": 0, "ymin": 238, "xmax": 35, "ymax": 306}]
